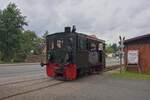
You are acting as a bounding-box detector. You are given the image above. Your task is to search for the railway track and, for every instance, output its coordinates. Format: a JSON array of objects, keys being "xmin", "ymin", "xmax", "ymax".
[
  {"xmin": 104, "ymin": 65, "xmax": 121, "ymax": 72},
  {"xmin": 0, "ymin": 77, "xmax": 47, "ymax": 87},
  {"xmin": 0, "ymin": 79, "xmax": 64, "ymax": 100},
  {"xmin": 0, "ymin": 65, "xmax": 121, "ymax": 100},
  {"xmin": 0, "ymin": 65, "xmax": 120, "ymax": 87}
]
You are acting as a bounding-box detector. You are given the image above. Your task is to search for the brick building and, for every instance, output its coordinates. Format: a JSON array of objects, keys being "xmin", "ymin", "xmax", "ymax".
[{"xmin": 124, "ymin": 34, "xmax": 150, "ymax": 72}]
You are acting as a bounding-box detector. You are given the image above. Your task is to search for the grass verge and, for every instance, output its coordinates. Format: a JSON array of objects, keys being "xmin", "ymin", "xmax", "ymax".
[{"xmin": 112, "ymin": 71, "xmax": 150, "ymax": 80}]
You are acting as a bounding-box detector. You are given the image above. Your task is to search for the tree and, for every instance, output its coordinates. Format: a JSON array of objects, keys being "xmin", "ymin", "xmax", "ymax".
[
  {"xmin": 22, "ymin": 30, "xmax": 42, "ymax": 54},
  {"xmin": 112, "ymin": 43, "xmax": 118, "ymax": 52},
  {"xmin": 0, "ymin": 3, "xmax": 27, "ymax": 62},
  {"xmin": 42, "ymin": 30, "xmax": 49, "ymax": 39},
  {"xmin": 105, "ymin": 44, "xmax": 114, "ymax": 53},
  {"xmin": 0, "ymin": 10, "xmax": 3, "ymax": 62},
  {"xmin": 105, "ymin": 43, "xmax": 119, "ymax": 53},
  {"xmin": 13, "ymin": 30, "xmax": 42, "ymax": 62}
]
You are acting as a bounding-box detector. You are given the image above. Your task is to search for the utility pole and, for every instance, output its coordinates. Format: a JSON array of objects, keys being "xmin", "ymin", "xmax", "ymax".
[{"xmin": 119, "ymin": 36, "xmax": 125, "ymax": 73}]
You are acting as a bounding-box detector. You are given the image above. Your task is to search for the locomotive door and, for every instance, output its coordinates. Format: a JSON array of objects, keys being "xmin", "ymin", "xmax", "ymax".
[
  {"xmin": 88, "ymin": 40, "xmax": 99, "ymax": 65},
  {"xmin": 48, "ymin": 35, "xmax": 76, "ymax": 64},
  {"xmin": 98, "ymin": 43, "xmax": 104, "ymax": 63},
  {"xmin": 76, "ymin": 36, "xmax": 89, "ymax": 68}
]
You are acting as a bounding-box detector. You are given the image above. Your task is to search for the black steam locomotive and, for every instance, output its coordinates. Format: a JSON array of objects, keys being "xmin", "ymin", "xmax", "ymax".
[{"xmin": 41, "ymin": 26, "xmax": 105, "ymax": 80}]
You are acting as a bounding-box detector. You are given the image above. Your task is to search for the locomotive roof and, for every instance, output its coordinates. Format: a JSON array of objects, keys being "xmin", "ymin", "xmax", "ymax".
[
  {"xmin": 77, "ymin": 32, "xmax": 105, "ymax": 43},
  {"xmin": 47, "ymin": 32, "xmax": 105, "ymax": 43}
]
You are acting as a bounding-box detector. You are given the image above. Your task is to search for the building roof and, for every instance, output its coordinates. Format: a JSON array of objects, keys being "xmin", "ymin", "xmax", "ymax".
[{"xmin": 124, "ymin": 33, "xmax": 150, "ymax": 44}]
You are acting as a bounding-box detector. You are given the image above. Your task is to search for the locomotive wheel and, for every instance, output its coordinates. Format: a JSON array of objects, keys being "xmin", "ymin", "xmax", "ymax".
[
  {"xmin": 87, "ymin": 68, "xmax": 92, "ymax": 75},
  {"xmin": 77, "ymin": 69, "xmax": 85, "ymax": 78},
  {"xmin": 77, "ymin": 69, "xmax": 81, "ymax": 78},
  {"xmin": 95, "ymin": 67, "xmax": 103, "ymax": 74}
]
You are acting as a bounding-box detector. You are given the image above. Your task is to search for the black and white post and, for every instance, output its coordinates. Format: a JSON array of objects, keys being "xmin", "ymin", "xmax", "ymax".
[{"xmin": 119, "ymin": 36, "xmax": 125, "ymax": 73}]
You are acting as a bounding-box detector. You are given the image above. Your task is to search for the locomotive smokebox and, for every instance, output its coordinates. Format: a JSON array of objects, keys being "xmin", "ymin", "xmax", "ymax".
[{"xmin": 64, "ymin": 27, "xmax": 71, "ymax": 33}]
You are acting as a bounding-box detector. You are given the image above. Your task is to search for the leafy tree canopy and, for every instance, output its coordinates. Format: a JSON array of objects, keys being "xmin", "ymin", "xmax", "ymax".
[
  {"xmin": 105, "ymin": 43, "xmax": 118, "ymax": 53},
  {"xmin": 0, "ymin": 3, "xmax": 27, "ymax": 62},
  {"xmin": 42, "ymin": 30, "xmax": 49, "ymax": 39}
]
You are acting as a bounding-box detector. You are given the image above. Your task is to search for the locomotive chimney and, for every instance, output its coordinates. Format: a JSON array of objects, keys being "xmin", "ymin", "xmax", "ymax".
[
  {"xmin": 72, "ymin": 25, "xmax": 76, "ymax": 33},
  {"xmin": 64, "ymin": 27, "xmax": 71, "ymax": 33}
]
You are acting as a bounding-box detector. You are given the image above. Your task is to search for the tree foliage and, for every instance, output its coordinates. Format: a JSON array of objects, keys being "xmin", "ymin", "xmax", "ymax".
[
  {"xmin": 12, "ymin": 30, "xmax": 42, "ymax": 62},
  {"xmin": 0, "ymin": 3, "xmax": 43, "ymax": 63},
  {"xmin": 42, "ymin": 30, "xmax": 49, "ymax": 39},
  {"xmin": 112, "ymin": 43, "xmax": 118, "ymax": 52},
  {"xmin": 22, "ymin": 30, "xmax": 42, "ymax": 55},
  {"xmin": 105, "ymin": 43, "xmax": 118, "ymax": 53},
  {"xmin": 0, "ymin": 3, "xmax": 27, "ymax": 62}
]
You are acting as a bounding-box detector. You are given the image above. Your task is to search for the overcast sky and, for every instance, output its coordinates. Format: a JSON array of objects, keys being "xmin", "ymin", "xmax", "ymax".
[{"xmin": 0, "ymin": 0, "xmax": 150, "ymax": 43}]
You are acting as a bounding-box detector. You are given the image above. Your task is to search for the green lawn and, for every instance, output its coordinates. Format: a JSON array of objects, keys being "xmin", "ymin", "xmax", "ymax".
[{"xmin": 112, "ymin": 71, "xmax": 150, "ymax": 79}]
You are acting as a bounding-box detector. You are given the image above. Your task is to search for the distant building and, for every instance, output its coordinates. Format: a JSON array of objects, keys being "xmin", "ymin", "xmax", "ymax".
[
  {"xmin": 124, "ymin": 34, "xmax": 150, "ymax": 72},
  {"xmin": 107, "ymin": 53, "xmax": 113, "ymax": 58}
]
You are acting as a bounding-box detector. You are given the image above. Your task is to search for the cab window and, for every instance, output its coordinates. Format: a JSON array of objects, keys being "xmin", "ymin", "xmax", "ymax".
[
  {"xmin": 90, "ymin": 42, "xmax": 97, "ymax": 51},
  {"xmin": 56, "ymin": 40, "xmax": 63, "ymax": 48},
  {"xmin": 98, "ymin": 43, "xmax": 103, "ymax": 50},
  {"xmin": 48, "ymin": 40, "xmax": 54, "ymax": 50},
  {"xmin": 79, "ymin": 38, "xmax": 86, "ymax": 50},
  {"xmin": 67, "ymin": 37, "xmax": 74, "ymax": 47}
]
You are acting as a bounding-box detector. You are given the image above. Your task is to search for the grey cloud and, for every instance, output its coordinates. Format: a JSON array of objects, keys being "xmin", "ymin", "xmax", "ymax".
[{"xmin": 1, "ymin": 0, "xmax": 150, "ymax": 43}]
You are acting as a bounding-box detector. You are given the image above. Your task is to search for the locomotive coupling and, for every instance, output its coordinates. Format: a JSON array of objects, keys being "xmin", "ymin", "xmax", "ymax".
[{"xmin": 40, "ymin": 62, "xmax": 46, "ymax": 67}]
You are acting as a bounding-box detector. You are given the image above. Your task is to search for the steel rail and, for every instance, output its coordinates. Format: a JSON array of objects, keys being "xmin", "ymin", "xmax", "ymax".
[
  {"xmin": 0, "ymin": 80, "xmax": 64, "ymax": 100},
  {"xmin": 0, "ymin": 77, "xmax": 47, "ymax": 87}
]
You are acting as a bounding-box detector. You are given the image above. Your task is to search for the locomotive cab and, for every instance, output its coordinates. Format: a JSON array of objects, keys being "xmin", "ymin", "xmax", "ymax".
[{"xmin": 42, "ymin": 26, "xmax": 105, "ymax": 80}]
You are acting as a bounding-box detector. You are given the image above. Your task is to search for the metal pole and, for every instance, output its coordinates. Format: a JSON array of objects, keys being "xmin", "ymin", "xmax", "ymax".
[
  {"xmin": 119, "ymin": 36, "xmax": 125, "ymax": 73},
  {"xmin": 120, "ymin": 52, "xmax": 122, "ymax": 73}
]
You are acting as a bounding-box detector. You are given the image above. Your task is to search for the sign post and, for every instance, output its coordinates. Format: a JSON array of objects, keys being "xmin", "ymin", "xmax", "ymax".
[
  {"xmin": 127, "ymin": 50, "xmax": 139, "ymax": 64},
  {"xmin": 119, "ymin": 36, "xmax": 125, "ymax": 73},
  {"xmin": 126, "ymin": 50, "xmax": 141, "ymax": 73}
]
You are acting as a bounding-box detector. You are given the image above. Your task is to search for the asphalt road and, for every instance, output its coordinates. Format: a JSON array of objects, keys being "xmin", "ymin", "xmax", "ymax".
[
  {"xmin": 0, "ymin": 64, "xmax": 44, "ymax": 78},
  {"xmin": 0, "ymin": 73, "xmax": 149, "ymax": 100},
  {"xmin": 0, "ymin": 61, "xmax": 150, "ymax": 100},
  {"xmin": 0, "ymin": 57, "xmax": 119, "ymax": 78}
]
